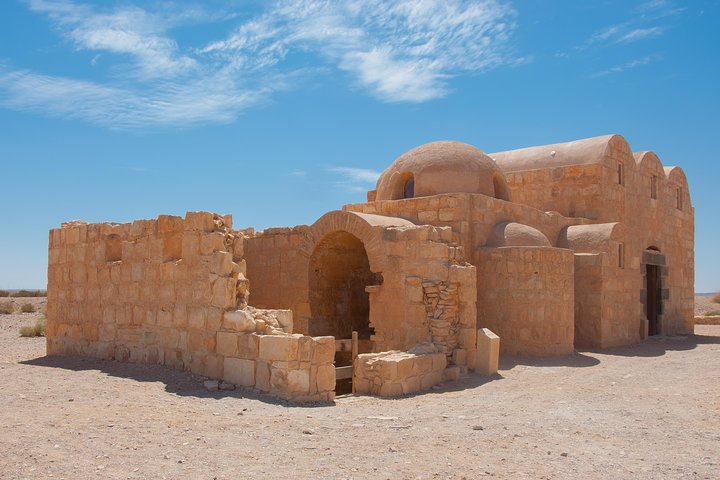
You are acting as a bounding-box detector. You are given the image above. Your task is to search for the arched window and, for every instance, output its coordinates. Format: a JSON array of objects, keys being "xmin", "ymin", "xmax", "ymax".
[{"xmin": 403, "ymin": 175, "xmax": 414, "ymax": 199}]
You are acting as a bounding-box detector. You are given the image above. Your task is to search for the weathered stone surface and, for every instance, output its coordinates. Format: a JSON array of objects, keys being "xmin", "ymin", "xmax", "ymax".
[{"xmin": 223, "ymin": 357, "xmax": 255, "ymax": 387}]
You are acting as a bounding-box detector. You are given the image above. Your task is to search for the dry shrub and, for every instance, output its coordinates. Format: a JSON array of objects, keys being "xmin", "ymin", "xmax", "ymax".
[
  {"xmin": 19, "ymin": 318, "xmax": 46, "ymax": 337},
  {"xmin": 20, "ymin": 303, "xmax": 36, "ymax": 313},
  {"xmin": 712, "ymin": 292, "xmax": 720, "ymax": 304},
  {"xmin": 0, "ymin": 301, "xmax": 14, "ymax": 314},
  {"xmin": 12, "ymin": 290, "xmax": 47, "ymax": 298},
  {"xmin": 707, "ymin": 310, "xmax": 720, "ymax": 316},
  {"xmin": 0, "ymin": 290, "xmax": 9, "ymax": 297}
]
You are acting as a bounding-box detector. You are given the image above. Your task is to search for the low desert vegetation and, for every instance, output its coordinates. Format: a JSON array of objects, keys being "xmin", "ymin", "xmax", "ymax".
[
  {"xmin": 712, "ymin": 292, "xmax": 720, "ymax": 304},
  {"xmin": 11, "ymin": 290, "xmax": 47, "ymax": 298},
  {"xmin": 0, "ymin": 290, "xmax": 9, "ymax": 297},
  {"xmin": 20, "ymin": 303, "xmax": 36, "ymax": 313},
  {"xmin": 706, "ymin": 310, "xmax": 720, "ymax": 316},
  {"xmin": 0, "ymin": 301, "xmax": 14, "ymax": 314},
  {"xmin": 19, "ymin": 318, "xmax": 46, "ymax": 337}
]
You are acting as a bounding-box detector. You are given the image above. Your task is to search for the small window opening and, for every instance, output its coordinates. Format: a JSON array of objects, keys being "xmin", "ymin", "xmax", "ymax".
[
  {"xmin": 403, "ymin": 176, "xmax": 414, "ymax": 199},
  {"xmin": 618, "ymin": 242, "xmax": 625, "ymax": 269},
  {"xmin": 105, "ymin": 234, "xmax": 122, "ymax": 262},
  {"xmin": 676, "ymin": 187, "xmax": 683, "ymax": 210},
  {"xmin": 651, "ymin": 175, "xmax": 658, "ymax": 199},
  {"xmin": 617, "ymin": 162, "xmax": 624, "ymax": 186}
]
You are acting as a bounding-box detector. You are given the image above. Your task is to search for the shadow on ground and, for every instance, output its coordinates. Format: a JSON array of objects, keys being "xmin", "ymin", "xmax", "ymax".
[
  {"xmin": 21, "ymin": 354, "xmax": 327, "ymax": 408},
  {"xmin": 581, "ymin": 332, "xmax": 720, "ymax": 358}
]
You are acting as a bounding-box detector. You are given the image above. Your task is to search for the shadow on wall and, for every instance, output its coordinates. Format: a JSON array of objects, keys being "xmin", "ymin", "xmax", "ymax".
[{"xmin": 20, "ymin": 355, "xmax": 332, "ymax": 408}]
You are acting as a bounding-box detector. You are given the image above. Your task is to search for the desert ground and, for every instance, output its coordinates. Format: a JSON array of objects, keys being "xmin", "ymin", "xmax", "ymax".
[{"xmin": 1, "ymin": 298, "xmax": 718, "ymax": 480}]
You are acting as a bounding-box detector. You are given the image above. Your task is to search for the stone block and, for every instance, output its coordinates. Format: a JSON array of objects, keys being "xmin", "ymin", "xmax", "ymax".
[
  {"xmin": 316, "ymin": 364, "xmax": 336, "ymax": 392},
  {"xmin": 188, "ymin": 306, "xmax": 206, "ymax": 330},
  {"xmin": 412, "ymin": 354, "xmax": 433, "ymax": 375},
  {"xmin": 401, "ymin": 376, "xmax": 421, "ymax": 394},
  {"xmin": 216, "ymin": 331, "xmax": 239, "ymax": 357},
  {"xmin": 259, "ymin": 335, "xmax": 299, "ymax": 361},
  {"xmin": 431, "ymin": 353, "xmax": 447, "ymax": 371},
  {"xmin": 420, "ymin": 370, "xmax": 443, "ymax": 390},
  {"xmin": 201, "ymin": 233, "xmax": 226, "ymax": 255},
  {"xmin": 185, "ymin": 211, "xmax": 215, "ymax": 232},
  {"xmin": 452, "ymin": 348, "xmax": 467, "ymax": 366},
  {"xmin": 312, "ymin": 336, "xmax": 335, "ymax": 363},
  {"xmin": 476, "ymin": 328, "xmax": 500, "ymax": 375},
  {"xmin": 443, "ymin": 366, "xmax": 461, "ymax": 382},
  {"xmin": 211, "ymin": 277, "xmax": 236, "ymax": 309},
  {"xmin": 237, "ymin": 333, "xmax": 260, "ymax": 359},
  {"xmin": 379, "ymin": 382, "xmax": 404, "ymax": 397},
  {"xmin": 222, "ymin": 309, "xmax": 256, "ymax": 332},
  {"xmin": 223, "ymin": 357, "xmax": 255, "ymax": 387},
  {"xmin": 157, "ymin": 214, "xmax": 183, "ymax": 233},
  {"xmin": 287, "ymin": 369, "xmax": 310, "ymax": 393},
  {"xmin": 255, "ymin": 360, "xmax": 271, "ymax": 392},
  {"xmin": 211, "ymin": 251, "xmax": 234, "ymax": 276}
]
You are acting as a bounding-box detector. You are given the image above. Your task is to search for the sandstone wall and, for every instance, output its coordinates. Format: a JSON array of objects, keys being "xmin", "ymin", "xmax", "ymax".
[
  {"xmin": 245, "ymin": 211, "xmax": 479, "ymax": 371},
  {"xmin": 497, "ymin": 139, "xmax": 694, "ymax": 341},
  {"xmin": 46, "ymin": 212, "xmax": 335, "ymax": 403},
  {"xmin": 476, "ymin": 247, "xmax": 575, "ymax": 356},
  {"xmin": 353, "ymin": 350, "xmax": 447, "ymax": 397}
]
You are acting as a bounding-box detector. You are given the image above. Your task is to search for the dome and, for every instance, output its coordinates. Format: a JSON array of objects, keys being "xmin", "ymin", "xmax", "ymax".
[
  {"xmin": 486, "ymin": 222, "xmax": 551, "ymax": 247},
  {"xmin": 375, "ymin": 141, "xmax": 511, "ymax": 201}
]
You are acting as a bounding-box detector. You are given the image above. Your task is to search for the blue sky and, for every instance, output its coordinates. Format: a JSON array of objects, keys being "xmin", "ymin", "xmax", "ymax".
[{"xmin": 0, "ymin": 0, "xmax": 718, "ymax": 292}]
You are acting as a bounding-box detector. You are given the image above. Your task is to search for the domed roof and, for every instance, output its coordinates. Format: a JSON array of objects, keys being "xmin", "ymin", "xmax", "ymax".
[
  {"xmin": 486, "ymin": 222, "xmax": 551, "ymax": 247},
  {"xmin": 375, "ymin": 141, "xmax": 511, "ymax": 201}
]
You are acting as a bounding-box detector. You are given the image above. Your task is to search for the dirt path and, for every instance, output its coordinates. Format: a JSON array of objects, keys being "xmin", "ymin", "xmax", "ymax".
[{"xmin": 1, "ymin": 310, "xmax": 718, "ymax": 479}]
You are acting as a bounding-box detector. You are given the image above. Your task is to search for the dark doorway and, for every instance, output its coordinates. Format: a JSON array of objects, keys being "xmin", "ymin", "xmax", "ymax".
[
  {"xmin": 308, "ymin": 231, "xmax": 375, "ymax": 339},
  {"xmin": 646, "ymin": 264, "xmax": 661, "ymax": 335},
  {"xmin": 309, "ymin": 231, "xmax": 378, "ymax": 394}
]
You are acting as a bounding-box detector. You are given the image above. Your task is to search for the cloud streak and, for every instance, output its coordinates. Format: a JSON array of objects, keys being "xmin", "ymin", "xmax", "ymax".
[
  {"xmin": 0, "ymin": 0, "xmax": 521, "ymax": 129},
  {"xmin": 328, "ymin": 166, "xmax": 381, "ymax": 192},
  {"xmin": 590, "ymin": 54, "xmax": 661, "ymax": 78}
]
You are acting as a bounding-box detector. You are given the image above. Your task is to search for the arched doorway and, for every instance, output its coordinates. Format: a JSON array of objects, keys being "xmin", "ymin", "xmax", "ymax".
[{"xmin": 308, "ymin": 231, "xmax": 378, "ymax": 340}]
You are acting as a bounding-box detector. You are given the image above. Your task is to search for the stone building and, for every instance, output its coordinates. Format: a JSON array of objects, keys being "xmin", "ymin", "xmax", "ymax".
[{"xmin": 46, "ymin": 134, "xmax": 694, "ymax": 401}]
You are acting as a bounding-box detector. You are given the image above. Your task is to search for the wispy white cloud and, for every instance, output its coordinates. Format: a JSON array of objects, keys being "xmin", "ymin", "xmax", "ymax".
[
  {"xmin": 575, "ymin": 0, "xmax": 682, "ymax": 52},
  {"xmin": 328, "ymin": 166, "xmax": 380, "ymax": 192},
  {"xmin": 590, "ymin": 54, "xmax": 661, "ymax": 78},
  {"xmin": 199, "ymin": 0, "xmax": 520, "ymax": 103},
  {"xmin": 0, "ymin": 0, "xmax": 521, "ymax": 129},
  {"xmin": 617, "ymin": 26, "xmax": 664, "ymax": 43},
  {"xmin": 635, "ymin": 0, "xmax": 685, "ymax": 18},
  {"xmin": 0, "ymin": 65, "xmax": 265, "ymax": 129}
]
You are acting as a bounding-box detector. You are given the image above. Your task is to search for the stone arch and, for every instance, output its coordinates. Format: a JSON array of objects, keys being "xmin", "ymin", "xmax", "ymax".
[
  {"xmin": 300, "ymin": 211, "xmax": 414, "ymax": 272},
  {"xmin": 300, "ymin": 211, "xmax": 416, "ymax": 338}
]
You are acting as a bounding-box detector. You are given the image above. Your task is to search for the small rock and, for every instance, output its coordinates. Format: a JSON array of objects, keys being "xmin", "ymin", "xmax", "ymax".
[
  {"xmin": 560, "ymin": 452, "xmax": 568, "ymax": 457},
  {"xmin": 472, "ymin": 425, "xmax": 484, "ymax": 431},
  {"xmin": 203, "ymin": 380, "xmax": 220, "ymax": 392},
  {"xmin": 219, "ymin": 381, "xmax": 236, "ymax": 391},
  {"xmin": 302, "ymin": 429, "xmax": 314, "ymax": 435}
]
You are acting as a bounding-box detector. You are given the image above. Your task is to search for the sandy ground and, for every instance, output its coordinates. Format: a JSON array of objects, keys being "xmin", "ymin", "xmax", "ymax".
[
  {"xmin": 1, "ymin": 302, "xmax": 719, "ymax": 480},
  {"xmin": 695, "ymin": 294, "xmax": 720, "ymax": 316}
]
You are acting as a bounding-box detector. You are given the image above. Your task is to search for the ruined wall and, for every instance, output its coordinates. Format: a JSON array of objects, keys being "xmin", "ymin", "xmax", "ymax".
[
  {"xmin": 353, "ymin": 349, "xmax": 447, "ymax": 397},
  {"xmin": 46, "ymin": 212, "xmax": 335, "ymax": 402},
  {"xmin": 476, "ymin": 247, "xmax": 575, "ymax": 356},
  {"xmin": 245, "ymin": 211, "xmax": 479, "ymax": 371},
  {"xmin": 47, "ymin": 212, "xmax": 241, "ymax": 375}
]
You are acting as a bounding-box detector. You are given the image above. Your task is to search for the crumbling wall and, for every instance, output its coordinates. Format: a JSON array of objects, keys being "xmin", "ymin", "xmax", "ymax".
[
  {"xmin": 353, "ymin": 348, "xmax": 448, "ymax": 397},
  {"xmin": 46, "ymin": 212, "xmax": 334, "ymax": 403},
  {"xmin": 244, "ymin": 211, "xmax": 479, "ymax": 374}
]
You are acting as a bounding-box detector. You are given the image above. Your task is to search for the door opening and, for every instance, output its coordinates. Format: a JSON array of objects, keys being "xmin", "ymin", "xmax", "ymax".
[{"xmin": 646, "ymin": 264, "xmax": 661, "ymax": 336}]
